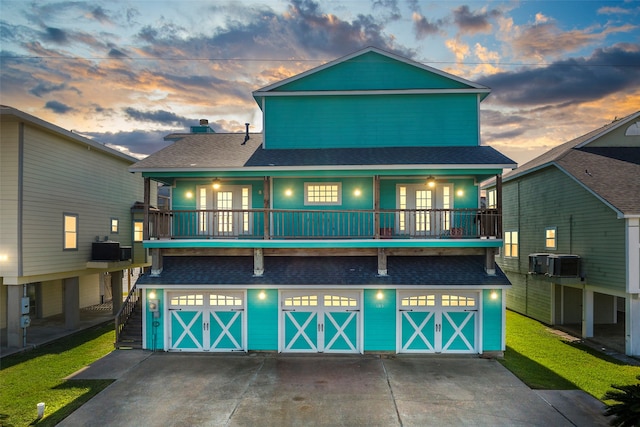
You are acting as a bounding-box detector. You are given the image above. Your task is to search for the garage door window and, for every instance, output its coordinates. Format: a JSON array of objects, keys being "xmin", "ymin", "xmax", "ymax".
[
  {"xmin": 171, "ymin": 294, "xmax": 204, "ymax": 306},
  {"xmin": 210, "ymin": 294, "xmax": 242, "ymax": 306},
  {"xmin": 284, "ymin": 295, "xmax": 318, "ymax": 307},
  {"xmin": 401, "ymin": 295, "xmax": 435, "ymax": 307}
]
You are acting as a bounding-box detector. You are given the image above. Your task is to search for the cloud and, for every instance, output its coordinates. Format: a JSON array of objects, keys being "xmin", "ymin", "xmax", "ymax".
[
  {"xmin": 412, "ymin": 13, "xmax": 444, "ymax": 39},
  {"xmin": 123, "ymin": 108, "xmax": 192, "ymax": 127},
  {"xmin": 44, "ymin": 100, "xmax": 73, "ymax": 113},
  {"xmin": 43, "ymin": 27, "xmax": 68, "ymax": 44},
  {"xmin": 29, "ymin": 82, "xmax": 80, "ymax": 97},
  {"xmin": 88, "ymin": 129, "xmax": 174, "ymax": 158},
  {"xmin": 477, "ymin": 44, "xmax": 640, "ymax": 106},
  {"xmin": 90, "ymin": 6, "xmax": 112, "ymax": 24},
  {"xmin": 452, "ymin": 5, "xmax": 501, "ymax": 34}
]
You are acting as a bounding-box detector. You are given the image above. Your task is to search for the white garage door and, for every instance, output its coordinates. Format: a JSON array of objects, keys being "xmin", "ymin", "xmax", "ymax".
[
  {"xmin": 398, "ymin": 291, "xmax": 478, "ymax": 354},
  {"xmin": 168, "ymin": 291, "xmax": 246, "ymax": 352},
  {"xmin": 281, "ymin": 291, "xmax": 361, "ymax": 353}
]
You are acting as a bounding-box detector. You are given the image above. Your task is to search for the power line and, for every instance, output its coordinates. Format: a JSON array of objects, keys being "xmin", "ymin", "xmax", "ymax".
[{"xmin": 1, "ymin": 54, "xmax": 638, "ymax": 68}]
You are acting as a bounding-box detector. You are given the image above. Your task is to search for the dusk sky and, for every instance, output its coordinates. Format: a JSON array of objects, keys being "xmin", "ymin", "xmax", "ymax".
[{"xmin": 1, "ymin": 0, "xmax": 639, "ymax": 165}]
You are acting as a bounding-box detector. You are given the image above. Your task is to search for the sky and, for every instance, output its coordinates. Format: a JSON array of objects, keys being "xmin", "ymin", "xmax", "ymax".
[{"xmin": 1, "ymin": 0, "xmax": 639, "ymax": 166}]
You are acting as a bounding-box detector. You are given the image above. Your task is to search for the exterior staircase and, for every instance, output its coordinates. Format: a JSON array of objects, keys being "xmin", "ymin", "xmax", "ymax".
[{"xmin": 115, "ymin": 287, "xmax": 143, "ymax": 349}]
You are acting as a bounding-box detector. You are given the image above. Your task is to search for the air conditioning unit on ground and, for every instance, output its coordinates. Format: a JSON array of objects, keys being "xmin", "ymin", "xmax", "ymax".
[
  {"xmin": 528, "ymin": 253, "xmax": 550, "ymax": 274},
  {"xmin": 547, "ymin": 254, "xmax": 580, "ymax": 278}
]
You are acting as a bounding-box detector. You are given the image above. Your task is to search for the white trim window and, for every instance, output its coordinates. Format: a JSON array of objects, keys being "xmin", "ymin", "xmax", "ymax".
[
  {"xmin": 111, "ymin": 218, "xmax": 119, "ymax": 234},
  {"xmin": 304, "ymin": 183, "xmax": 341, "ymax": 206},
  {"xmin": 545, "ymin": 227, "xmax": 557, "ymax": 250},
  {"xmin": 63, "ymin": 213, "xmax": 78, "ymax": 250},
  {"xmin": 504, "ymin": 230, "xmax": 518, "ymax": 258},
  {"xmin": 133, "ymin": 220, "xmax": 144, "ymax": 242}
]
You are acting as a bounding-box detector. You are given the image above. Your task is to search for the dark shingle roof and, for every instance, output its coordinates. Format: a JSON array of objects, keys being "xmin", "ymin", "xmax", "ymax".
[
  {"xmin": 502, "ymin": 111, "xmax": 640, "ymax": 216},
  {"xmin": 245, "ymin": 146, "xmax": 515, "ymax": 167},
  {"xmin": 136, "ymin": 256, "xmax": 510, "ymax": 287}
]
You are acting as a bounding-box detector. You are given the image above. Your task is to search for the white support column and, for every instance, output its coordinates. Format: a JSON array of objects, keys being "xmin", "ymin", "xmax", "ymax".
[
  {"xmin": 254, "ymin": 248, "xmax": 264, "ymax": 277},
  {"xmin": 627, "ymin": 294, "xmax": 640, "ymax": 356},
  {"xmin": 582, "ymin": 287, "xmax": 594, "ymax": 338},
  {"xmin": 150, "ymin": 248, "xmax": 163, "ymax": 277}
]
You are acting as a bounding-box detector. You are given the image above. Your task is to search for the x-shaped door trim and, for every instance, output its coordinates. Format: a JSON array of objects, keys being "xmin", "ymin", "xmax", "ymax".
[
  {"xmin": 171, "ymin": 311, "xmax": 203, "ymax": 350},
  {"xmin": 209, "ymin": 311, "xmax": 242, "ymax": 350},
  {"xmin": 401, "ymin": 311, "xmax": 435, "ymax": 351},
  {"xmin": 284, "ymin": 311, "xmax": 317, "ymax": 351},
  {"xmin": 441, "ymin": 311, "xmax": 475, "ymax": 352},
  {"xmin": 324, "ymin": 312, "xmax": 357, "ymax": 352}
]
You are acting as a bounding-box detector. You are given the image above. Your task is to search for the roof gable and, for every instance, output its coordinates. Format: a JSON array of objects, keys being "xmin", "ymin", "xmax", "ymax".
[{"xmin": 254, "ymin": 47, "xmax": 488, "ymax": 94}]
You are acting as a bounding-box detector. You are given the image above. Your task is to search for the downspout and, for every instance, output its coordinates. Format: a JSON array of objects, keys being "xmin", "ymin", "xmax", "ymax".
[{"xmin": 18, "ymin": 122, "xmax": 24, "ymax": 277}]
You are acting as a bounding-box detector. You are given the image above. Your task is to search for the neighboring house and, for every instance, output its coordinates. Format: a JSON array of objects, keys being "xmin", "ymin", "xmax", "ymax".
[
  {"xmin": 492, "ymin": 111, "xmax": 640, "ymax": 356},
  {"xmin": 0, "ymin": 106, "xmax": 152, "ymax": 349},
  {"xmin": 130, "ymin": 47, "xmax": 516, "ymax": 355}
]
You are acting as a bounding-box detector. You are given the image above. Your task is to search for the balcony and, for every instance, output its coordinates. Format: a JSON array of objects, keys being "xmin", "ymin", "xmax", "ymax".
[{"xmin": 148, "ymin": 208, "xmax": 500, "ymax": 240}]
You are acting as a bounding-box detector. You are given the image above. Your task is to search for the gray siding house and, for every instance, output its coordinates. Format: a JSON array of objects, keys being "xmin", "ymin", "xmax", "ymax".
[{"xmin": 493, "ymin": 111, "xmax": 640, "ymax": 356}]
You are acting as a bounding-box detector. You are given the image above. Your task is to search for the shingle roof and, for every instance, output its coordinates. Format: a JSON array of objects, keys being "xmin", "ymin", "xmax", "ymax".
[
  {"xmin": 129, "ymin": 133, "xmax": 264, "ymax": 170},
  {"xmin": 502, "ymin": 111, "xmax": 640, "ymax": 216},
  {"xmin": 130, "ymin": 132, "xmax": 515, "ymax": 171},
  {"xmin": 135, "ymin": 255, "xmax": 511, "ymax": 287},
  {"xmin": 245, "ymin": 145, "xmax": 515, "ymax": 167}
]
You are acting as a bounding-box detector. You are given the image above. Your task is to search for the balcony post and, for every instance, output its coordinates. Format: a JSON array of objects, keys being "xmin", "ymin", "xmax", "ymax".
[
  {"xmin": 143, "ymin": 177, "xmax": 150, "ymax": 240},
  {"xmin": 374, "ymin": 175, "xmax": 380, "ymax": 239},
  {"xmin": 496, "ymin": 174, "xmax": 502, "ymax": 238},
  {"xmin": 263, "ymin": 176, "xmax": 270, "ymax": 239}
]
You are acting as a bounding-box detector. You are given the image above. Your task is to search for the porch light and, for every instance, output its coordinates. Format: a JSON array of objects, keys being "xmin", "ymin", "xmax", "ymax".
[
  {"xmin": 0, "ymin": 254, "xmax": 7, "ymax": 262},
  {"xmin": 285, "ymin": 189, "xmax": 293, "ymax": 197},
  {"xmin": 354, "ymin": 189, "xmax": 362, "ymax": 197},
  {"xmin": 149, "ymin": 290, "xmax": 156, "ymax": 299},
  {"xmin": 185, "ymin": 191, "xmax": 193, "ymax": 199},
  {"xmin": 376, "ymin": 291, "xmax": 384, "ymax": 300},
  {"xmin": 426, "ymin": 176, "xmax": 436, "ymax": 188},
  {"xmin": 490, "ymin": 290, "xmax": 499, "ymax": 300},
  {"xmin": 212, "ymin": 179, "xmax": 221, "ymax": 190},
  {"xmin": 258, "ymin": 291, "xmax": 266, "ymax": 300},
  {"xmin": 456, "ymin": 189, "xmax": 464, "ymax": 197}
]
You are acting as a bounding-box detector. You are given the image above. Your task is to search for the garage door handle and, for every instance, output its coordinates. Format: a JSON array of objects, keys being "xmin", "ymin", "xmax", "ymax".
[
  {"xmin": 346, "ymin": 309, "xmax": 360, "ymax": 312},
  {"xmin": 464, "ymin": 309, "xmax": 478, "ymax": 312},
  {"xmin": 399, "ymin": 309, "xmax": 413, "ymax": 312},
  {"xmin": 231, "ymin": 308, "xmax": 245, "ymax": 312},
  {"xmin": 282, "ymin": 309, "xmax": 296, "ymax": 312},
  {"xmin": 168, "ymin": 308, "xmax": 182, "ymax": 311}
]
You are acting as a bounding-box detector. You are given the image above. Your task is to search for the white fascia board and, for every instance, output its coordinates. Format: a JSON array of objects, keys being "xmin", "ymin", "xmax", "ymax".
[
  {"xmin": 136, "ymin": 283, "xmax": 509, "ymax": 290},
  {"xmin": 253, "ymin": 88, "xmax": 491, "ymax": 97},
  {"xmin": 131, "ymin": 164, "xmax": 515, "ymax": 174}
]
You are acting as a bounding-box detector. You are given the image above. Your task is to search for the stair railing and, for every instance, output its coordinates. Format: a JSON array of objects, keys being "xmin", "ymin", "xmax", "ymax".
[{"xmin": 115, "ymin": 284, "xmax": 141, "ymax": 347}]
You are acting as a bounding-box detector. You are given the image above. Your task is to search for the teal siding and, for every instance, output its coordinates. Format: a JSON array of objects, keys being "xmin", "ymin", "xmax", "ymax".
[
  {"xmin": 173, "ymin": 179, "xmax": 264, "ymax": 210},
  {"xmin": 272, "ymin": 177, "xmax": 373, "ymax": 210},
  {"xmin": 264, "ymin": 94, "xmax": 478, "ymax": 149},
  {"xmin": 482, "ymin": 289, "xmax": 503, "ymax": 352},
  {"xmin": 247, "ymin": 289, "xmax": 278, "ymax": 350},
  {"xmin": 363, "ymin": 289, "xmax": 396, "ymax": 351},
  {"xmin": 145, "ymin": 289, "xmax": 164, "ymax": 351},
  {"xmin": 276, "ymin": 51, "xmax": 471, "ymax": 92}
]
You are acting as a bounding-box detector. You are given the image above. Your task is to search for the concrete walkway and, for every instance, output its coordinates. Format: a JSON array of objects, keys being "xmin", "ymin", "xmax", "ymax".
[{"xmin": 59, "ymin": 351, "xmax": 611, "ymax": 427}]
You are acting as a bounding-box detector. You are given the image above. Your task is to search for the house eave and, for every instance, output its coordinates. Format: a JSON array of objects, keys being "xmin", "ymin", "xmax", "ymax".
[
  {"xmin": 253, "ymin": 88, "xmax": 491, "ymax": 97},
  {"xmin": 131, "ymin": 163, "xmax": 515, "ymax": 174}
]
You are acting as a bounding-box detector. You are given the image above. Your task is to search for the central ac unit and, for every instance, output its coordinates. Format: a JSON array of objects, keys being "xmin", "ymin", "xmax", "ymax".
[
  {"xmin": 528, "ymin": 253, "xmax": 550, "ymax": 274},
  {"xmin": 547, "ymin": 254, "xmax": 580, "ymax": 278}
]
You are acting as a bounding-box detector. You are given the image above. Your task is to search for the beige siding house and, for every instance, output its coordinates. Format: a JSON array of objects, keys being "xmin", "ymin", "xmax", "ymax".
[{"xmin": 0, "ymin": 106, "xmax": 151, "ymax": 349}]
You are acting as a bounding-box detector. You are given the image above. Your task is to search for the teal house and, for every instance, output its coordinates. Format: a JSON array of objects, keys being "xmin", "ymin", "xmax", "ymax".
[
  {"xmin": 130, "ymin": 47, "xmax": 515, "ymax": 355},
  {"xmin": 492, "ymin": 111, "xmax": 640, "ymax": 356}
]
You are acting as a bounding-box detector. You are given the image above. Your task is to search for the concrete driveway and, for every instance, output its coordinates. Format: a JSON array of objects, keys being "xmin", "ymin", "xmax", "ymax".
[{"xmin": 60, "ymin": 351, "xmax": 609, "ymax": 426}]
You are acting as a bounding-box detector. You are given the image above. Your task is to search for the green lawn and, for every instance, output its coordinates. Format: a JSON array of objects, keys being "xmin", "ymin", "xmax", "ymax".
[
  {"xmin": 0, "ymin": 323, "xmax": 115, "ymax": 427},
  {"xmin": 501, "ymin": 310, "xmax": 640, "ymax": 401}
]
